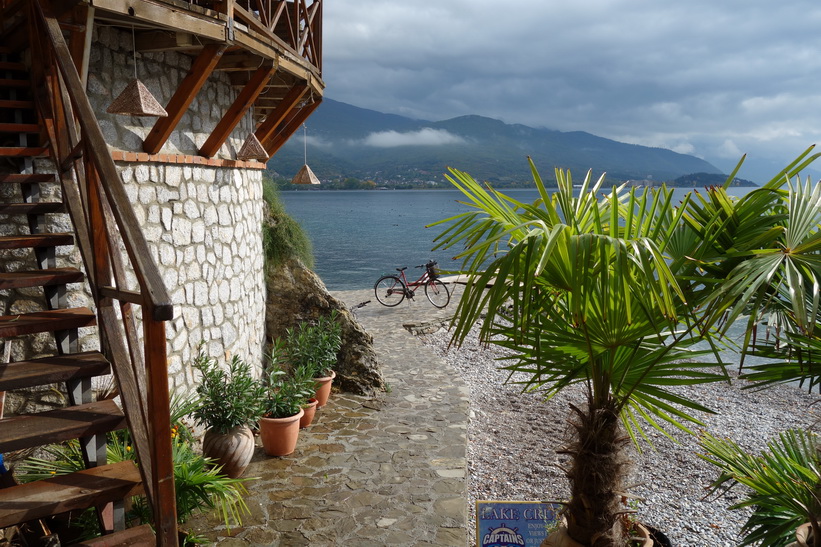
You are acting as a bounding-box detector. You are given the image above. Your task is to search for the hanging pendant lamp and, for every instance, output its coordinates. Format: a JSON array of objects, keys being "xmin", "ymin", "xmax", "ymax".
[
  {"xmin": 236, "ymin": 132, "xmax": 268, "ymax": 160},
  {"xmin": 290, "ymin": 124, "xmax": 320, "ymax": 185},
  {"xmin": 237, "ymin": 104, "xmax": 268, "ymax": 160},
  {"xmin": 107, "ymin": 27, "xmax": 168, "ymax": 117}
]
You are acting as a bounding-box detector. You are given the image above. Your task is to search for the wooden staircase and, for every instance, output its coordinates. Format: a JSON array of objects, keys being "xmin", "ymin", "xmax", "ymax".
[{"xmin": 0, "ymin": 2, "xmax": 176, "ymax": 545}]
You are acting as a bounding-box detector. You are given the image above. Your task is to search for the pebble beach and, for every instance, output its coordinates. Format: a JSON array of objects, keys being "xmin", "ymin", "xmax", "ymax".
[{"xmin": 420, "ymin": 324, "xmax": 821, "ymax": 547}]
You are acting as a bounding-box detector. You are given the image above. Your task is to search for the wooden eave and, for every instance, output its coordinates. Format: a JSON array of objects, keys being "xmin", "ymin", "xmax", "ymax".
[
  {"xmin": 88, "ymin": 0, "xmax": 322, "ymax": 87},
  {"xmin": 77, "ymin": 0, "xmax": 324, "ymax": 160}
]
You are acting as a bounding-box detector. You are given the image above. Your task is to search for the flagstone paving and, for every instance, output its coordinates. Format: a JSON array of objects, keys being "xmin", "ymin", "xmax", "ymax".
[{"xmin": 188, "ymin": 287, "xmax": 469, "ymax": 546}]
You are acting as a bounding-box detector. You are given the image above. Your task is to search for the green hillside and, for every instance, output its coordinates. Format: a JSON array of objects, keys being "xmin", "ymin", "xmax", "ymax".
[{"xmin": 267, "ymin": 99, "xmax": 744, "ymax": 188}]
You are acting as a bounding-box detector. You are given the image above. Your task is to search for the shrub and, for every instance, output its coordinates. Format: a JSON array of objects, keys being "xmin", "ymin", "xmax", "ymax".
[
  {"xmin": 282, "ymin": 311, "xmax": 342, "ymax": 378},
  {"xmin": 262, "ymin": 174, "xmax": 314, "ymax": 268},
  {"xmin": 191, "ymin": 347, "xmax": 266, "ymax": 434},
  {"xmin": 261, "ymin": 344, "xmax": 315, "ymax": 418}
]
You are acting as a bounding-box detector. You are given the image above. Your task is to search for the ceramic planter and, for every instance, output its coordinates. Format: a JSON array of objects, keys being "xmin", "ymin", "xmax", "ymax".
[
  {"xmin": 259, "ymin": 408, "xmax": 304, "ymax": 456},
  {"xmin": 202, "ymin": 425, "xmax": 255, "ymax": 478},
  {"xmin": 540, "ymin": 522, "xmax": 652, "ymax": 547},
  {"xmin": 314, "ymin": 370, "xmax": 336, "ymax": 407},
  {"xmin": 299, "ymin": 398, "xmax": 319, "ymax": 429},
  {"xmin": 796, "ymin": 522, "xmax": 815, "ymax": 547}
]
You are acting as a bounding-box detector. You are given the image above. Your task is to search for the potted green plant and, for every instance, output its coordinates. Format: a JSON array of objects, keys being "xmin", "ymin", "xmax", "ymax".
[
  {"xmin": 431, "ymin": 161, "xmax": 734, "ymax": 545},
  {"xmin": 700, "ymin": 429, "xmax": 821, "ymax": 547},
  {"xmin": 283, "ymin": 311, "xmax": 343, "ymax": 407},
  {"xmin": 191, "ymin": 346, "xmax": 265, "ymax": 478},
  {"xmin": 430, "ymin": 147, "xmax": 821, "ymax": 546},
  {"xmin": 258, "ymin": 354, "xmax": 315, "ymax": 456},
  {"xmin": 292, "ymin": 363, "xmax": 320, "ymax": 429}
]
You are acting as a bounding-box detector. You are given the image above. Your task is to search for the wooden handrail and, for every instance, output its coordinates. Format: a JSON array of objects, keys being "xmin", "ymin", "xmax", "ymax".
[
  {"xmin": 38, "ymin": 10, "xmax": 172, "ymax": 321},
  {"xmin": 231, "ymin": 0, "xmax": 322, "ymax": 71},
  {"xmin": 29, "ymin": 1, "xmax": 178, "ymax": 545}
]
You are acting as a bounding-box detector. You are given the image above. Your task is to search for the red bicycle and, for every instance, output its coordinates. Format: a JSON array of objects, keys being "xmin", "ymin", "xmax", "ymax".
[{"xmin": 374, "ymin": 260, "xmax": 450, "ymax": 308}]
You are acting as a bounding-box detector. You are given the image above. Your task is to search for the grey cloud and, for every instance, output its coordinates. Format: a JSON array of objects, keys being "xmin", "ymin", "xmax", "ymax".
[{"xmin": 323, "ymin": 0, "xmax": 821, "ymax": 181}]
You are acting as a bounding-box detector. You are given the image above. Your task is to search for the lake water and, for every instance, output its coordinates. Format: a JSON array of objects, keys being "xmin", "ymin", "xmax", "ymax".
[
  {"xmin": 280, "ymin": 189, "xmax": 541, "ymax": 290},
  {"xmin": 280, "ymin": 187, "xmax": 751, "ymax": 291}
]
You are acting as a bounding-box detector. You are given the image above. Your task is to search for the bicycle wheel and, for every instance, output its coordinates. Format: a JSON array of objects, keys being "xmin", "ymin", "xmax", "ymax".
[
  {"xmin": 374, "ymin": 276, "xmax": 406, "ymax": 307},
  {"xmin": 425, "ymin": 279, "xmax": 450, "ymax": 308}
]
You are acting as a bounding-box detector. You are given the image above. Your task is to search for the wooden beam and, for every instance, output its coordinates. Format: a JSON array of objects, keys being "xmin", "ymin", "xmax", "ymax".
[
  {"xmin": 264, "ymin": 97, "xmax": 321, "ymax": 157},
  {"xmin": 215, "ymin": 52, "xmax": 265, "ymax": 71},
  {"xmin": 199, "ymin": 62, "xmax": 276, "ymax": 158},
  {"xmin": 145, "ymin": 319, "xmax": 176, "ymax": 547},
  {"xmin": 134, "ymin": 30, "xmax": 194, "ymax": 53},
  {"xmin": 143, "ymin": 44, "xmax": 227, "ymax": 155},
  {"xmin": 254, "ymin": 82, "xmax": 307, "ymax": 145},
  {"xmin": 89, "ymin": 0, "xmax": 225, "ymax": 42},
  {"xmin": 67, "ymin": 4, "xmax": 92, "ymax": 84}
]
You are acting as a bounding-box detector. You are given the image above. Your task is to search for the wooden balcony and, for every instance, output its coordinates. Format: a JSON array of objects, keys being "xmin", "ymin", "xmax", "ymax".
[{"xmin": 62, "ymin": 0, "xmax": 324, "ymax": 158}]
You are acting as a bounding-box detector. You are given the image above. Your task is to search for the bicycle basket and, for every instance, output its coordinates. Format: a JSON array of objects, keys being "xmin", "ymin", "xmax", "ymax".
[{"xmin": 426, "ymin": 261, "xmax": 439, "ymax": 279}]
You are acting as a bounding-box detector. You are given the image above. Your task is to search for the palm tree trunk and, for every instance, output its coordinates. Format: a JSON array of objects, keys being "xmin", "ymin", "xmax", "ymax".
[{"xmin": 562, "ymin": 399, "xmax": 631, "ymax": 547}]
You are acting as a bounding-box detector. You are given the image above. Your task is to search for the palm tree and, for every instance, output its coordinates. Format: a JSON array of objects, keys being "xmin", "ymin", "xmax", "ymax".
[
  {"xmin": 673, "ymin": 146, "xmax": 821, "ymax": 390},
  {"xmin": 431, "ymin": 160, "xmax": 729, "ymax": 546}
]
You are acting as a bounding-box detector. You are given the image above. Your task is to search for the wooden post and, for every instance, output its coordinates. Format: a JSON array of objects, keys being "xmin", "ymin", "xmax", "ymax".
[{"xmin": 144, "ymin": 318, "xmax": 177, "ymax": 547}]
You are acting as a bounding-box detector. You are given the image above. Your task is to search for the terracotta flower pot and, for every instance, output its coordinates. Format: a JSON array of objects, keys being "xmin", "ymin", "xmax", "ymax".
[
  {"xmin": 299, "ymin": 398, "xmax": 319, "ymax": 429},
  {"xmin": 259, "ymin": 408, "xmax": 304, "ymax": 456},
  {"xmin": 202, "ymin": 425, "xmax": 255, "ymax": 478},
  {"xmin": 314, "ymin": 370, "xmax": 336, "ymax": 407}
]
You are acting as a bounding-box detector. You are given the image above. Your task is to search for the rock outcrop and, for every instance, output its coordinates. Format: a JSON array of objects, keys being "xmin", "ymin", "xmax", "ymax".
[{"xmin": 265, "ymin": 258, "xmax": 385, "ymax": 396}]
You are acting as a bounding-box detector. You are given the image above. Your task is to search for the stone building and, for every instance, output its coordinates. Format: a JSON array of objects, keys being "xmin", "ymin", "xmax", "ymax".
[{"xmin": 0, "ymin": 2, "xmax": 324, "ymax": 544}]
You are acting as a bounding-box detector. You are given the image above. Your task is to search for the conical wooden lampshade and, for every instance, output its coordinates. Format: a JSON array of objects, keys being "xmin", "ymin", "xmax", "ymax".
[
  {"xmin": 236, "ymin": 133, "xmax": 268, "ymax": 160},
  {"xmin": 107, "ymin": 79, "xmax": 168, "ymax": 117},
  {"xmin": 291, "ymin": 164, "xmax": 321, "ymax": 185}
]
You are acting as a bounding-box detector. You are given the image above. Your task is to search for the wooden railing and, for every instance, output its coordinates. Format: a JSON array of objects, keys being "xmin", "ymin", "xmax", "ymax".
[
  {"xmin": 28, "ymin": 1, "xmax": 177, "ymax": 545},
  {"xmin": 234, "ymin": 0, "xmax": 322, "ymax": 71},
  {"xmin": 189, "ymin": 0, "xmax": 322, "ymax": 72}
]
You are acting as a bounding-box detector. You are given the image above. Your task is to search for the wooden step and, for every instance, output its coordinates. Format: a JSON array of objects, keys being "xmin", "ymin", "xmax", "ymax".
[
  {"xmin": 0, "ymin": 122, "xmax": 39, "ymax": 133},
  {"xmin": 0, "ymin": 202, "xmax": 64, "ymax": 215},
  {"xmin": 0, "ymin": 78, "xmax": 28, "ymax": 88},
  {"xmin": 0, "ymin": 399, "xmax": 125, "ymax": 453},
  {"xmin": 0, "ymin": 307, "xmax": 95, "ymax": 338},
  {"xmin": 0, "ymin": 460, "xmax": 143, "ymax": 529},
  {"xmin": 74, "ymin": 524, "xmax": 156, "ymax": 547},
  {"xmin": 0, "ymin": 99, "xmax": 34, "ymax": 109},
  {"xmin": 0, "ymin": 267, "xmax": 84, "ymax": 290},
  {"xmin": 0, "ymin": 173, "xmax": 55, "ymax": 184},
  {"xmin": 0, "ymin": 61, "xmax": 25, "ymax": 72},
  {"xmin": 0, "ymin": 146, "xmax": 48, "ymax": 157},
  {"xmin": 0, "ymin": 351, "xmax": 109, "ymax": 392},
  {"xmin": 0, "ymin": 232, "xmax": 73, "ymax": 249}
]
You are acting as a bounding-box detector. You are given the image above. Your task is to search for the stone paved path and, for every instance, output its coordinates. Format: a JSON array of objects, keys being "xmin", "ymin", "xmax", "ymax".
[{"xmin": 188, "ymin": 287, "xmax": 469, "ymax": 546}]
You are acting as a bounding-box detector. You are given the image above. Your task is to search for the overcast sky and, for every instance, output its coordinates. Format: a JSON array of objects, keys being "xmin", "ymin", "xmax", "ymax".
[{"xmin": 322, "ymin": 0, "xmax": 821, "ymax": 182}]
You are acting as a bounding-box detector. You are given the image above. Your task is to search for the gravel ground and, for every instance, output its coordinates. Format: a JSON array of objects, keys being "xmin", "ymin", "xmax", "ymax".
[{"xmin": 420, "ymin": 325, "xmax": 821, "ymax": 547}]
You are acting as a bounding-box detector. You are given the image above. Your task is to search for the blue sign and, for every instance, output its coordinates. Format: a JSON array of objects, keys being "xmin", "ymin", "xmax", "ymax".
[{"xmin": 476, "ymin": 501, "xmax": 561, "ymax": 547}]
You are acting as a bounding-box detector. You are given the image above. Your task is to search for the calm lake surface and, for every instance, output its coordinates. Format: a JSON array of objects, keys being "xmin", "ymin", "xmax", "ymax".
[{"xmin": 280, "ymin": 187, "xmax": 751, "ymax": 291}]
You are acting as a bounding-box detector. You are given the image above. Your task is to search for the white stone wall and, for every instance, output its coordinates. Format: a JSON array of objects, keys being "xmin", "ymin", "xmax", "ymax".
[
  {"xmin": 87, "ymin": 26, "xmax": 247, "ymax": 159},
  {"xmin": 80, "ymin": 27, "xmax": 267, "ymax": 391}
]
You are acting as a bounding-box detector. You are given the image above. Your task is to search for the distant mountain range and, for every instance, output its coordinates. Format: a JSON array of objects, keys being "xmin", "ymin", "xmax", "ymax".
[{"xmin": 267, "ymin": 99, "xmax": 754, "ymax": 188}]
